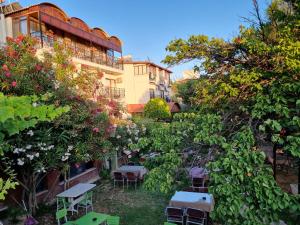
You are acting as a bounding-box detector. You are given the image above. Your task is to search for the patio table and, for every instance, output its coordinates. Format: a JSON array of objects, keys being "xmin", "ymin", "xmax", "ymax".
[
  {"xmin": 74, "ymin": 212, "xmax": 109, "ymax": 225},
  {"xmin": 189, "ymin": 167, "xmax": 209, "ymax": 179},
  {"xmin": 115, "ymin": 165, "xmax": 147, "ymax": 179},
  {"xmin": 56, "ymin": 183, "xmax": 96, "ymax": 213},
  {"xmin": 169, "ymin": 191, "xmax": 214, "ymax": 212}
]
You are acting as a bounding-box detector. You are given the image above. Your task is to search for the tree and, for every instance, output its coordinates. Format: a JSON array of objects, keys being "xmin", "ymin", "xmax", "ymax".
[
  {"xmin": 144, "ymin": 98, "xmax": 171, "ymax": 120},
  {"xmin": 0, "ymin": 93, "xmax": 69, "ymax": 202},
  {"xmin": 161, "ymin": 0, "xmax": 300, "ymax": 224}
]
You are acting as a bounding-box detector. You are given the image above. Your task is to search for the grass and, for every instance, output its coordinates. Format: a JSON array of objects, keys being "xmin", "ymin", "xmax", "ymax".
[
  {"xmin": 36, "ymin": 180, "xmax": 169, "ymax": 225},
  {"xmin": 93, "ymin": 180, "xmax": 169, "ymax": 225}
]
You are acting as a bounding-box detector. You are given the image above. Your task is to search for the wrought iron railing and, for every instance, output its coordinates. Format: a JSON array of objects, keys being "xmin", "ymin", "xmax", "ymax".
[
  {"xmin": 30, "ymin": 31, "xmax": 123, "ymax": 70},
  {"xmin": 99, "ymin": 86, "xmax": 125, "ymax": 99}
]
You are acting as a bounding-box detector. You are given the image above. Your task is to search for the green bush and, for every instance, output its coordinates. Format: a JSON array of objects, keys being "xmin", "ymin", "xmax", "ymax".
[{"xmin": 144, "ymin": 98, "xmax": 171, "ymax": 120}]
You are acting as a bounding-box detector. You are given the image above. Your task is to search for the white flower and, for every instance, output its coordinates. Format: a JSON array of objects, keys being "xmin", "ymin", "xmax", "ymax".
[
  {"xmin": 32, "ymin": 102, "xmax": 38, "ymax": 107},
  {"xmin": 124, "ymin": 150, "xmax": 131, "ymax": 155},
  {"xmin": 128, "ymin": 155, "xmax": 132, "ymax": 159},
  {"xmin": 61, "ymin": 155, "xmax": 69, "ymax": 161},
  {"xmin": 65, "ymin": 153, "xmax": 71, "ymax": 156},
  {"xmin": 67, "ymin": 145, "xmax": 74, "ymax": 151},
  {"xmin": 17, "ymin": 159, "xmax": 25, "ymax": 166},
  {"xmin": 26, "ymin": 145, "xmax": 32, "ymax": 149},
  {"xmin": 13, "ymin": 148, "xmax": 20, "ymax": 154},
  {"xmin": 27, "ymin": 130, "xmax": 34, "ymax": 136},
  {"xmin": 35, "ymin": 153, "xmax": 40, "ymax": 157},
  {"xmin": 134, "ymin": 137, "xmax": 138, "ymax": 141},
  {"xmin": 26, "ymin": 154, "xmax": 34, "ymax": 160},
  {"xmin": 116, "ymin": 135, "xmax": 121, "ymax": 139},
  {"xmin": 48, "ymin": 145, "xmax": 55, "ymax": 150}
]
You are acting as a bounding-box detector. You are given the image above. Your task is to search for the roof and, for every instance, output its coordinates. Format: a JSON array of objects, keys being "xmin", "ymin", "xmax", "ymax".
[
  {"xmin": 123, "ymin": 61, "xmax": 172, "ymax": 73},
  {"xmin": 127, "ymin": 102, "xmax": 181, "ymax": 113},
  {"xmin": 3, "ymin": 2, "xmax": 122, "ymax": 52}
]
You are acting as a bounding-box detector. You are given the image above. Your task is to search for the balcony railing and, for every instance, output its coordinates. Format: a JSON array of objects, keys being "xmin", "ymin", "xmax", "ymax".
[
  {"xmin": 99, "ymin": 87, "xmax": 125, "ymax": 99},
  {"xmin": 31, "ymin": 32, "xmax": 123, "ymax": 70}
]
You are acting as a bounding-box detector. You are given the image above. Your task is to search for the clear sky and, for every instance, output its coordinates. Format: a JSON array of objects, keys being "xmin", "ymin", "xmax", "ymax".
[{"xmin": 17, "ymin": 0, "xmax": 270, "ymax": 80}]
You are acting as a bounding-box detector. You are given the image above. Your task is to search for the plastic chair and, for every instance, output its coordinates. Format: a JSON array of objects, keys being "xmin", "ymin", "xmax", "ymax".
[
  {"xmin": 56, "ymin": 197, "xmax": 70, "ymax": 210},
  {"xmin": 77, "ymin": 191, "xmax": 93, "ymax": 214},
  {"xmin": 113, "ymin": 172, "xmax": 125, "ymax": 189},
  {"xmin": 164, "ymin": 222, "xmax": 177, "ymax": 225},
  {"xmin": 126, "ymin": 172, "xmax": 138, "ymax": 189},
  {"xmin": 107, "ymin": 215, "xmax": 120, "ymax": 225},
  {"xmin": 186, "ymin": 208, "xmax": 206, "ymax": 225},
  {"xmin": 55, "ymin": 208, "xmax": 74, "ymax": 225},
  {"xmin": 165, "ymin": 207, "xmax": 184, "ymax": 225}
]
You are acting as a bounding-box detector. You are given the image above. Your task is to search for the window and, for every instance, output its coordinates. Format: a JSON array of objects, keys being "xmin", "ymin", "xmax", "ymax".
[
  {"xmin": 13, "ymin": 17, "xmax": 27, "ymax": 37},
  {"xmin": 134, "ymin": 65, "xmax": 147, "ymax": 75},
  {"xmin": 150, "ymin": 89, "xmax": 155, "ymax": 99},
  {"xmin": 59, "ymin": 161, "xmax": 94, "ymax": 182}
]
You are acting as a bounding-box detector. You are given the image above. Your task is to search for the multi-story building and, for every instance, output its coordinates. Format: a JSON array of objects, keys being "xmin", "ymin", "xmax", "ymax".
[
  {"xmin": 0, "ymin": 2, "xmax": 126, "ymax": 205},
  {"xmin": 122, "ymin": 57, "xmax": 176, "ymax": 114},
  {"xmin": 0, "ymin": 2, "xmax": 125, "ymax": 102}
]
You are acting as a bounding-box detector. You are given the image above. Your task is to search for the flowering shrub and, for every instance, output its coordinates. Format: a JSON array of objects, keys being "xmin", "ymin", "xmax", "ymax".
[
  {"xmin": 109, "ymin": 122, "xmax": 147, "ymax": 161},
  {"xmin": 0, "ymin": 36, "xmax": 54, "ymax": 95}
]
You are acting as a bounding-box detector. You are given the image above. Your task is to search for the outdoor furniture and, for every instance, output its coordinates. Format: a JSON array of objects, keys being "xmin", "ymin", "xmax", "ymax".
[
  {"xmin": 57, "ymin": 196, "xmax": 70, "ymax": 210},
  {"xmin": 74, "ymin": 212, "xmax": 109, "ymax": 225},
  {"xmin": 107, "ymin": 215, "xmax": 120, "ymax": 225},
  {"xmin": 126, "ymin": 172, "xmax": 138, "ymax": 189},
  {"xmin": 192, "ymin": 177, "xmax": 205, "ymax": 191},
  {"xmin": 56, "ymin": 208, "xmax": 74, "ymax": 225},
  {"xmin": 169, "ymin": 191, "xmax": 214, "ymax": 213},
  {"xmin": 56, "ymin": 183, "xmax": 96, "ymax": 214},
  {"xmin": 186, "ymin": 208, "xmax": 206, "ymax": 225},
  {"xmin": 164, "ymin": 222, "xmax": 177, "ymax": 225},
  {"xmin": 113, "ymin": 172, "xmax": 125, "ymax": 189},
  {"xmin": 114, "ymin": 165, "xmax": 147, "ymax": 180},
  {"xmin": 77, "ymin": 191, "xmax": 93, "ymax": 214},
  {"xmin": 189, "ymin": 167, "xmax": 208, "ymax": 179},
  {"xmin": 165, "ymin": 207, "xmax": 184, "ymax": 225}
]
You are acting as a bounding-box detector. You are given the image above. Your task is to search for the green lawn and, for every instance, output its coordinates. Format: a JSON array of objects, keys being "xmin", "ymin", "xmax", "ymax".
[
  {"xmin": 36, "ymin": 180, "xmax": 169, "ymax": 225},
  {"xmin": 93, "ymin": 181, "xmax": 169, "ymax": 225}
]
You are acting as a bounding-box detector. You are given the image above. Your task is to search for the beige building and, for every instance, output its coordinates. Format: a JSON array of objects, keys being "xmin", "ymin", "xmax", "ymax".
[
  {"xmin": 121, "ymin": 57, "xmax": 172, "ymax": 112},
  {"xmin": 0, "ymin": 2, "xmax": 125, "ymax": 102}
]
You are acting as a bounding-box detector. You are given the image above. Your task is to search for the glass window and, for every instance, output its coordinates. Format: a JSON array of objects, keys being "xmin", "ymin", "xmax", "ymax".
[
  {"xmin": 150, "ymin": 89, "xmax": 155, "ymax": 99},
  {"xmin": 134, "ymin": 65, "xmax": 147, "ymax": 75}
]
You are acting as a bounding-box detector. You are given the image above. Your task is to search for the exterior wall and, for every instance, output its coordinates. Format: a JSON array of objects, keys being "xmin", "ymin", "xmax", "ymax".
[{"xmin": 123, "ymin": 64, "xmax": 151, "ymax": 104}]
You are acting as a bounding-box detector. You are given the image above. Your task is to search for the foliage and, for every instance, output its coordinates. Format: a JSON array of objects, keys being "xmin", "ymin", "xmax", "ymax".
[
  {"xmin": 161, "ymin": 0, "xmax": 300, "ymax": 224},
  {"xmin": 172, "ymin": 79, "xmax": 198, "ymax": 105},
  {"xmin": 0, "ymin": 36, "xmax": 121, "ymax": 214},
  {"xmin": 0, "ymin": 93, "xmax": 69, "ymax": 201},
  {"xmin": 144, "ymin": 98, "xmax": 171, "ymax": 120}
]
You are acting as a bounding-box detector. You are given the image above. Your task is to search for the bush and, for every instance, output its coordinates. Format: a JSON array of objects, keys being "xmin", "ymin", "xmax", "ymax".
[{"xmin": 144, "ymin": 98, "xmax": 171, "ymax": 120}]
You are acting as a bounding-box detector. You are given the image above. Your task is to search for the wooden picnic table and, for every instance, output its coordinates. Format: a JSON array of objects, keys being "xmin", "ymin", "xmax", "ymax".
[{"xmin": 56, "ymin": 183, "xmax": 96, "ymax": 213}]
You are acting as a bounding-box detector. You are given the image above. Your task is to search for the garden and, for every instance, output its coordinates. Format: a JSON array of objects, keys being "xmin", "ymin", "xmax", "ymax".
[{"xmin": 1, "ymin": 0, "xmax": 300, "ymax": 225}]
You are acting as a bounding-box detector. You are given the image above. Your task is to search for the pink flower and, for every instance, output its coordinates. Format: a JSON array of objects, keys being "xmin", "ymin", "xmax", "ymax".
[
  {"xmin": 2, "ymin": 64, "xmax": 9, "ymax": 71},
  {"xmin": 35, "ymin": 64, "xmax": 42, "ymax": 71},
  {"xmin": 11, "ymin": 81, "xmax": 17, "ymax": 87},
  {"xmin": 92, "ymin": 127, "xmax": 99, "ymax": 133},
  {"xmin": 5, "ymin": 72, "xmax": 11, "ymax": 78}
]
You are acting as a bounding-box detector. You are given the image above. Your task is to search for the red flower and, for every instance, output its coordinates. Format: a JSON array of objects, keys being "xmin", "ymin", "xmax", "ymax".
[
  {"xmin": 5, "ymin": 72, "xmax": 11, "ymax": 78},
  {"xmin": 2, "ymin": 64, "xmax": 9, "ymax": 72},
  {"xmin": 35, "ymin": 64, "xmax": 42, "ymax": 71},
  {"xmin": 92, "ymin": 127, "xmax": 99, "ymax": 133},
  {"xmin": 11, "ymin": 81, "xmax": 17, "ymax": 87}
]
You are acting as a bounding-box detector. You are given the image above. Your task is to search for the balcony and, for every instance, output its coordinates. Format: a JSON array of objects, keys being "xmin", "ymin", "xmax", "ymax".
[
  {"xmin": 31, "ymin": 32, "xmax": 123, "ymax": 71},
  {"xmin": 149, "ymin": 72, "xmax": 156, "ymax": 83},
  {"xmin": 100, "ymin": 87, "xmax": 125, "ymax": 99}
]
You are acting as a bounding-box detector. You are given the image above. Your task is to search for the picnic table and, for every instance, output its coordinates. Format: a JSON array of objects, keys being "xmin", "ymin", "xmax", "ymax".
[
  {"xmin": 189, "ymin": 167, "xmax": 209, "ymax": 179},
  {"xmin": 57, "ymin": 183, "xmax": 96, "ymax": 213},
  {"xmin": 114, "ymin": 165, "xmax": 147, "ymax": 179},
  {"xmin": 74, "ymin": 212, "xmax": 109, "ymax": 225},
  {"xmin": 169, "ymin": 191, "xmax": 214, "ymax": 212}
]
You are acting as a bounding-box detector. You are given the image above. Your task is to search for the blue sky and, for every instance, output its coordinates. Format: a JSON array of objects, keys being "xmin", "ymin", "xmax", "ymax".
[{"xmin": 18, "ymin": 0, "xmax": 270, "ymax": 80}]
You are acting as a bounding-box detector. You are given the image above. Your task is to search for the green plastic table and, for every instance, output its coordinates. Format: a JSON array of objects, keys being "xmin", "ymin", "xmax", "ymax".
[{"xmin": 74, "ymin": 212, "xmax": 109, "ymax": 225}]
